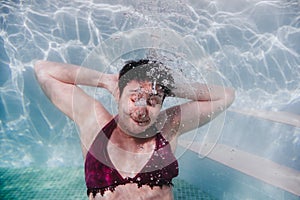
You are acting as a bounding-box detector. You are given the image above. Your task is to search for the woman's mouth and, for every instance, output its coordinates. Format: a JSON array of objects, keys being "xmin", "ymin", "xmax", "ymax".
[{"xmin": 130, "ymin": 115, "xmax": 151, "ymax": 126}]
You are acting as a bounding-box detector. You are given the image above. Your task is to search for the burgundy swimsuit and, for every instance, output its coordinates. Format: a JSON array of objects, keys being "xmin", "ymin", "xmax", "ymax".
[{"xmin": 85, "ymin": 117, "xmax": 179, "ymax": 197}]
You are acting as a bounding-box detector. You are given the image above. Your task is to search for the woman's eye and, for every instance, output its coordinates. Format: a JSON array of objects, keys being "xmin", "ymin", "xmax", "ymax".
[{"xmin": 131, "ymin": 95, "xmax": 138, "ymax": 102}]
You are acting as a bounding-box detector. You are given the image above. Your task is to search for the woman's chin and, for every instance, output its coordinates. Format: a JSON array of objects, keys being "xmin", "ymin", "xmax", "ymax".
[{"xmin": 124, "ymin": 118, "xmax": 155, "ymax": 137}]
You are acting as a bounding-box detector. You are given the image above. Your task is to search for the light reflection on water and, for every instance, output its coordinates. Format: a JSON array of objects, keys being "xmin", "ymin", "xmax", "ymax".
[{"xmin": 0, "ymin": 0, "xmax": 299, "ymax": 171}]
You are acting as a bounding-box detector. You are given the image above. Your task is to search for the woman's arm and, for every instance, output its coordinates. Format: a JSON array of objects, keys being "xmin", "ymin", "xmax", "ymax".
[
  {"xmin": 34, "ymin": 60, "xmax": 118, "ymax": 129},
  {"xmin": 34, "ymin": 60, "xmax": 118, "ymax": 95},
  {"xmin": 161, "ymin": 81, "xmax": 235, "ymax": 137}
]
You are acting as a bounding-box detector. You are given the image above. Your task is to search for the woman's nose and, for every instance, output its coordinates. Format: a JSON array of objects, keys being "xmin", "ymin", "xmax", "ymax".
[{"xmin": 135, "ymin": 97, "xmax": 147, "ymax": 107}]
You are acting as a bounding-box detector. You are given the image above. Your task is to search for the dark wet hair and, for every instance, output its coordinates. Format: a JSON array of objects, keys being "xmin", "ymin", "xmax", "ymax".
[{"xmin": 118, "ymin": 59, "xmax": 174, "ymax": 100}]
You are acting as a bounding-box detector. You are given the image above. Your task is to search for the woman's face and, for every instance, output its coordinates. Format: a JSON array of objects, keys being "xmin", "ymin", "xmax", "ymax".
[{"xmin": 117, "ymin": 80, "xmax": 164, "ymax": 137}]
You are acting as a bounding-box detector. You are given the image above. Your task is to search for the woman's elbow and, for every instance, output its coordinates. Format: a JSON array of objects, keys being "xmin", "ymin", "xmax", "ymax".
[
  {"xmin": 34, "ymin": 60, "xmax": 50, "ymax": 82},
  {"xmin": 225, "ymin": 87, "xmax": 235, "ymax": 107},
  {"xmin": 34, "ymin": 60, "xmax": 46, "ymax": 73}
]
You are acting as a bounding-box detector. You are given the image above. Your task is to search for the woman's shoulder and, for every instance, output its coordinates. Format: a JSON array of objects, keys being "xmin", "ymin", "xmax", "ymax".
[{"xmin": 80, "ymin": 114, "xmax": 115, "ymax": 158}]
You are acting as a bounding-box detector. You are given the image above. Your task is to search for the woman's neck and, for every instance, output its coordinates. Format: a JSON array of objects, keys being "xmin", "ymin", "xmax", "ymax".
[{"xmin": 112, "ymin": 125, "xmax": 156, "ymax": 153}]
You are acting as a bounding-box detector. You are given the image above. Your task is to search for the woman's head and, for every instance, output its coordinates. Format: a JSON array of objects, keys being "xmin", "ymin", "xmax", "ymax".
[
  {"xmin": 118, "ymin": 59, "xmax": 174, "ymax": 101},
  {"xmin": 116, "ymin": 59, "xmax": 175, "ymax": 136}
]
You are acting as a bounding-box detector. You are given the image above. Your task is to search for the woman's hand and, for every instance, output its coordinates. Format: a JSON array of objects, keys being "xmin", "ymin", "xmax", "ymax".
[{"xmin": 103, "ymin": 74, "xmax": 120, "ymax": 102}]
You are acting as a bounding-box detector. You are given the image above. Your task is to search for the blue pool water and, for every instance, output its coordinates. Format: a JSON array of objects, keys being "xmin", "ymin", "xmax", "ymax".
[{"xmin": 0, "ymin": 0, "xmax": 300, "ymax": 199}]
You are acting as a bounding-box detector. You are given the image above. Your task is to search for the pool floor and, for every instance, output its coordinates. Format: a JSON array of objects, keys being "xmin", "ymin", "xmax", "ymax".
[{"xmin": 0, "ymin": 167, "xmax": 216, "ymax": 200}]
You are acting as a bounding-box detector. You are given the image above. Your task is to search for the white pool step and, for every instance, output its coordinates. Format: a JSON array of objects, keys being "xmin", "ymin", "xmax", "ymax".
[
  {"xmin": 179, "ymin": 140, "xmax": 300, "ymax": 196},
  {"xmin": 230, "ymin": 109, "xmax": 300, "ymax": 127}
]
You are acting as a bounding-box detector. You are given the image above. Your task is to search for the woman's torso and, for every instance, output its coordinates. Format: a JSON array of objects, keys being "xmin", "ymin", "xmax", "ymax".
[{"xmin": 84, "ymin": 117, "xmax": 178, "ymax": 200}]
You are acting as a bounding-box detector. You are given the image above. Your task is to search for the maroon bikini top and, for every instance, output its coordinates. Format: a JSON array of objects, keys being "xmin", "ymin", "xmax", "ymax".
[{"xmin": 85, "ymin": 117, "xmax": 179, "ymax": 197}]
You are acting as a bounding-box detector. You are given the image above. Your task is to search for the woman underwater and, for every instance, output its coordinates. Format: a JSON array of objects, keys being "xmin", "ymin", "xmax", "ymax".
[{"xmin": 34, "ymin": 59, "xmax": 235, "ymax": 199}]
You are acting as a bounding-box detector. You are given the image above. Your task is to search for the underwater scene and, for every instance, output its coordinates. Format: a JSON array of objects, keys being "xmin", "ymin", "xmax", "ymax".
[{"xmin": 0, "ymin": 0, "xmax": 299, "ymax": 199}]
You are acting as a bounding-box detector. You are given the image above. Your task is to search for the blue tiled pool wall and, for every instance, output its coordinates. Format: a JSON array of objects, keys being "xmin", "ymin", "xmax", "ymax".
[
  {"xmin": 0, "ymin": 167, "xmax": 216, "ymax": 200},
  {"xmin": 1, "ymin": 150, "xmax": 298, "ymax": 200},
  {"xmin": 0, "ymin": 167, "xmax": 86, "ymax": 200}
]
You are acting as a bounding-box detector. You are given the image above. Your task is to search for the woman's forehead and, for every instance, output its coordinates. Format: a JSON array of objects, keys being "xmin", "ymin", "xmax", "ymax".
[{"xmin": 126, "ymin": 80, "xmax": 163, "ymax": 93}]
